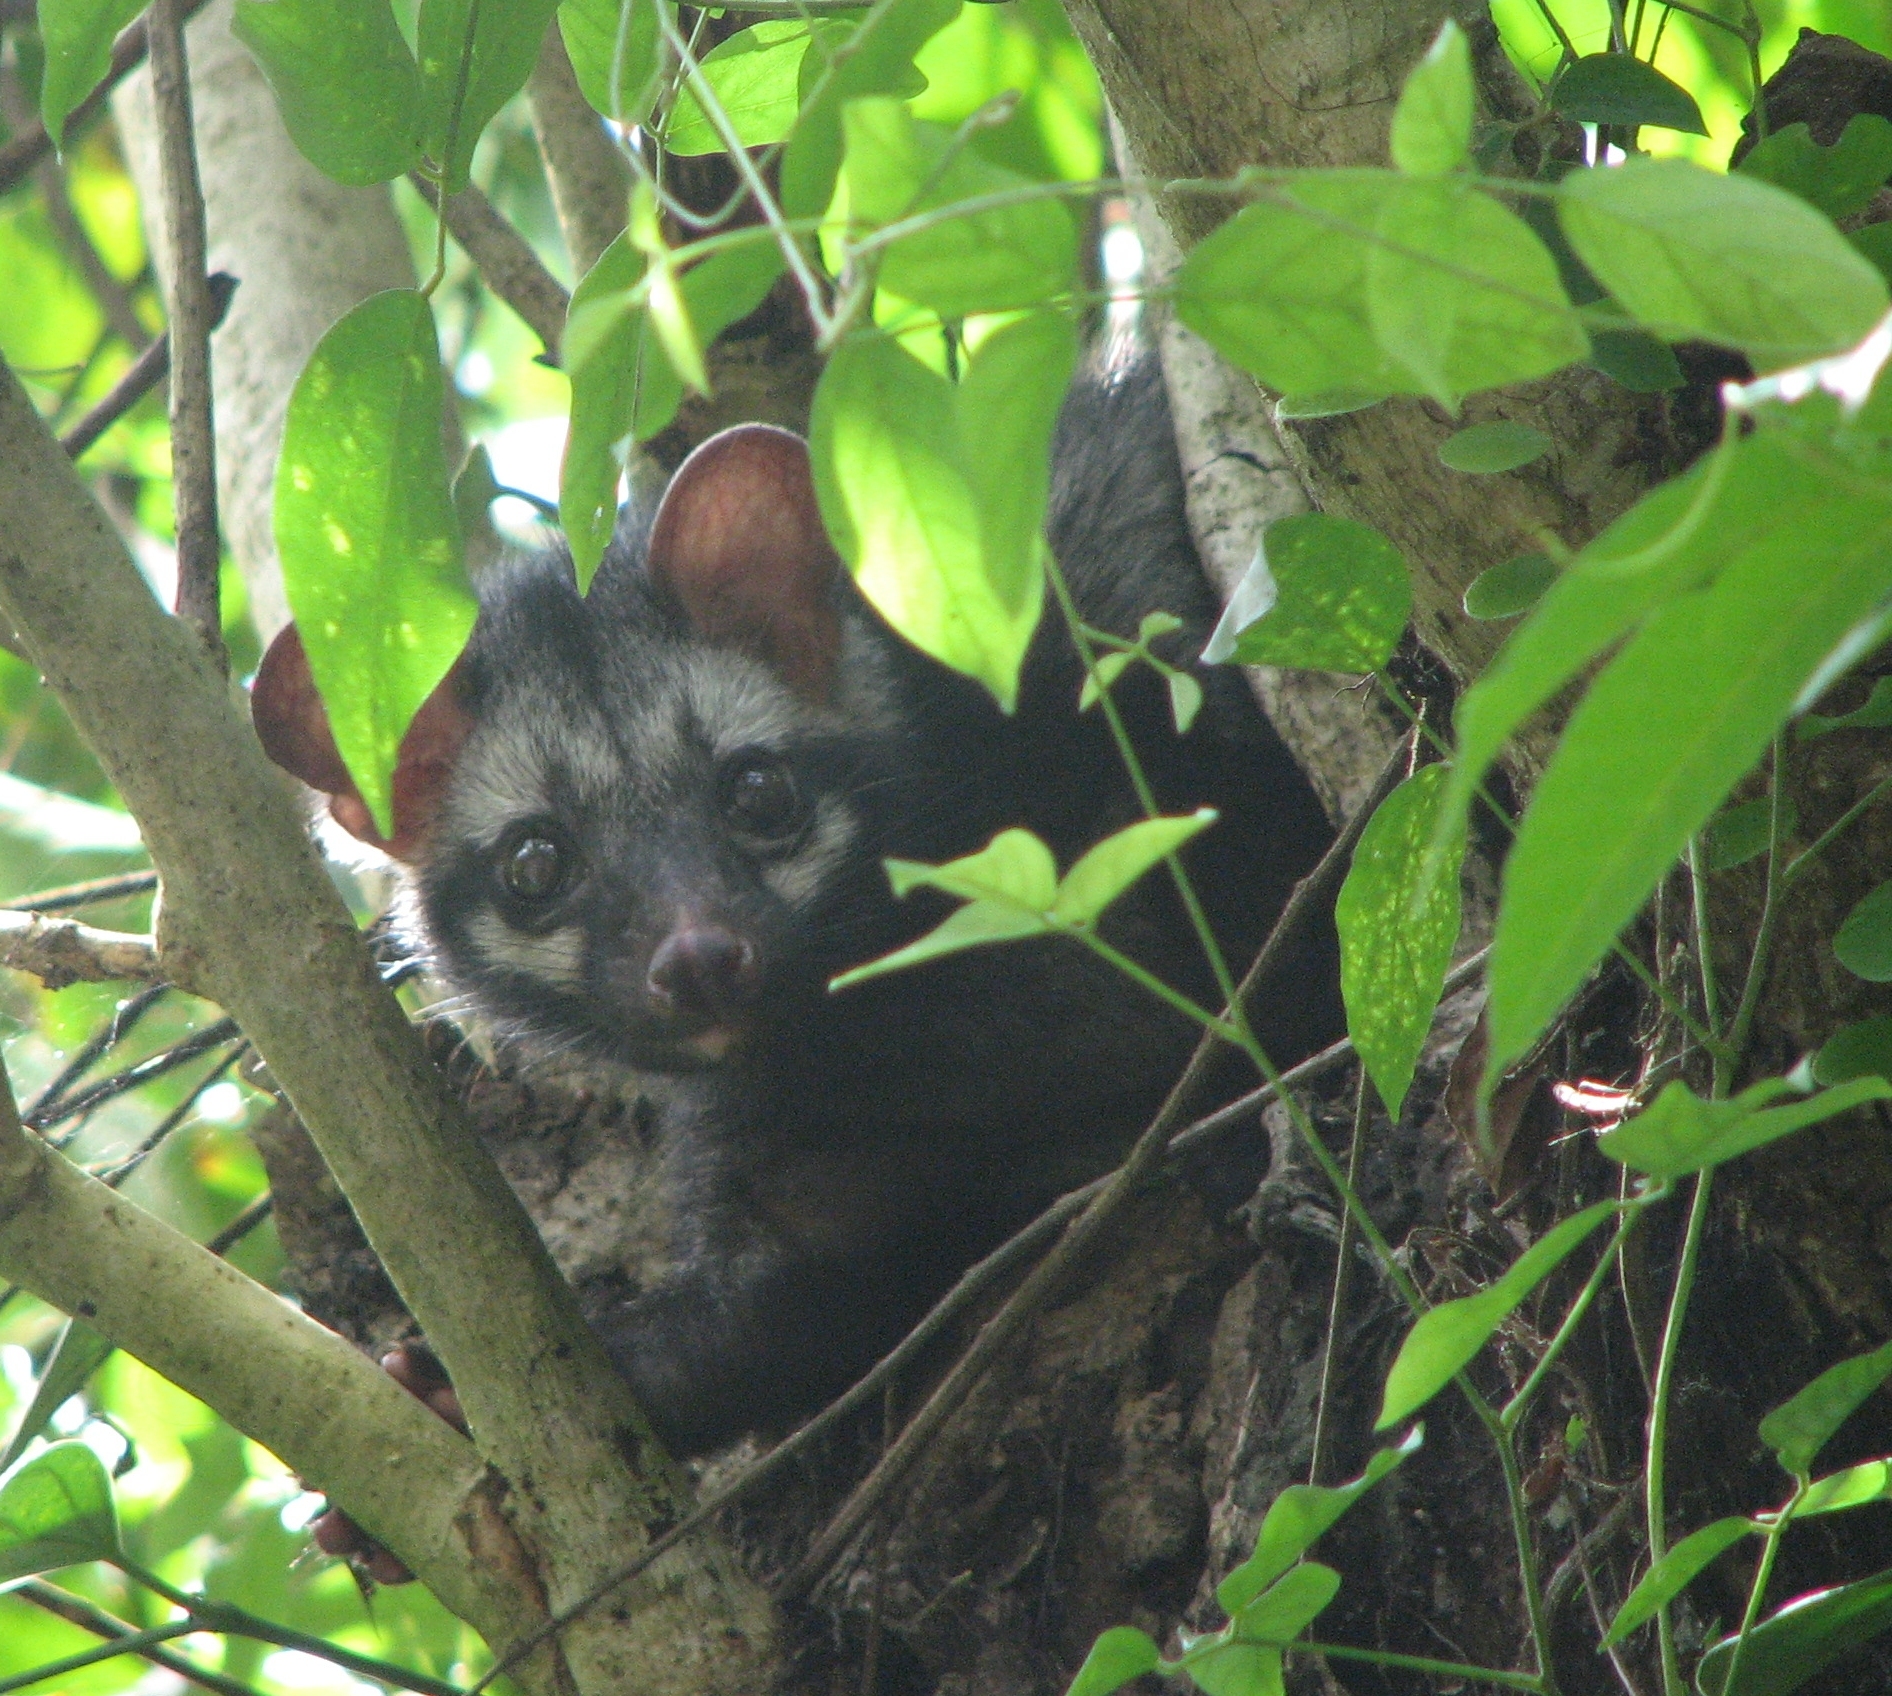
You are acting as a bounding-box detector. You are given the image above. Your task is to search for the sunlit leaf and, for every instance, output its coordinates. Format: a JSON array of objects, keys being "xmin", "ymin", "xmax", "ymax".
[
  {"xmin": 1377, "ymin": 1201, "xmax": 1615, "ymax": 1429},
  {"xmin": 1796, "ymin": 1459, "xmax": 1892, "ymax": 1519},
  {"xmin": 1217, "ymin": 1428, "xmax": 1422, "ymax": 1615},
  {"xmin": 558, "ymin": 0, "xmax": 662, "ymax": 123},
  {"xmin": 1550, "ymin": 53, "xmax": 1706, "ymax": 135},
  {"xmin": 1232, "ymin": 1562, "xmax": 1340, "ymax": 1642},
  {"xmin": 273, "ymin": 290, "xmax": 473, "ymax": 837},
  {"xmin": 1209, "ymin": 513, "xmax": 1409, "ymax": 673},
  {"xmin": 1064, "ymin": 1625, "xmax": 1161, "ymax": 1696},
  {"xmin": 1438, "ymin": 421, "xmax": 1550, "ymax": 474},
  {"xmin": 1559, "ymin": 160, "xmax": 1889, "ymax": 367},
  {"xmin": 1739, "ymin": 116, "xmax": 1892, "ymax": 222},
  {"xmin": 1179, "ymin": 1640, "xmax": 1284, "ymax": 1696},
  {"xmin": 887, "ymin": 827, "xmax": 1058, "ymax": 909},
  {"xmin": 1760, "ymin": 1339, "xmax": 1892, "ymax": 1478},
  {"xmin": 1390, "ymin": 20, "xmax": 1472, "ymax": 177},
  {"xmin": 38, "ymin": 0, "xmax": 145, "ymax": 150},
  {"xmin": 1604, "ymin": 1516, "xmax": 1754, "ymax": 1646},
  {"xmin": 1338, "ymin": 766, "xmax": 1462, "ymax": 1118},
  {"xmin": 0, "ymin": 1321, "xmax": 113, "ymax": 1474},
  {"xmin": 1053, "ymin": 810, "xmax": 1215, "ymax": 925},
  {"xmin": 667, "ymin": 20, "xmax": 814, "ymax": 155},
  {"xmin": 0, "ymin": 1441, "xmax": 121, "ymax": 1584},
  {"xmin": 415, "ymin": 0, "xmax": 562, "ymax": 193},
  {"xmin": 232, "ymin": 0, "xmax": 423, "ymax": 184},
  {"xmin": 1696, "ymin": 1569, "xmax": 1892, "ymax": 1696},
  {"xmin": 1588, "ymin": 326, "xmax": 1686, "ymax": 392},
  {"xmin": 1598, "ymin": 1076, "xmax": 1891, "ymax": 1180}
]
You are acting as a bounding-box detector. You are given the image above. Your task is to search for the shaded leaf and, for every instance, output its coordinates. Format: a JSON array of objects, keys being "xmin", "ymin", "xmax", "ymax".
[
  {"xmin": 1738, "ymin": 116, "xmax": 1892, "ymax": 222},
  {"xmin": 1761, "ymin": 1339, "xmax": 1892, "ymax": 1478},
  {"xmin": 273, "ymin": 290, "xmax": 473, "ymax": 837},
  {"xmin": 1209, "ymin": 514, "xmax": 1410, "ymax": 673},
  {"xmin": 1390, "ymin": 20, "xmax": 1472, "ymax": 177},
  {"xmin": 1704, "ymin": 796, "xmax": 1798, "ymax": 871},
  {"xmin": 1338, "ymin": 766, "xmax": 1464, "ymax": 1118},
  {"xmin": 1463, "ymin": 554, "xmax": 1556, "ymax": 620},
  {"xmin": 1599, "ymin": 1076, "xmax": 1892, "ymax": 1180},
  {"xmin": 1438, "ymin": 421, "xmax": 1551, "ymax": 474},
  {"xmin": 1799, "ymin": 676, "xmax": 1892, "ymax": 739},
  {"xmin": 1559, "ymin": 159, "xmax": 1889, "ymax": 366},
  {"xmin": 1274, "ymin": 389, "xmax": 1388, "ymax": 419},
  {"xmin": 416, "ymin": 0, "xmax": 562, "ymax": 193},
  {"xmin": 1217, "ymin": 1429, "xmax": 1422, "ymax": 1615},
  {"xmin": 1813, "ymin": 1017, "xmax": 1892, "ymax": 1087},
  {"xmin": 0, "ymin": 1440, "xmax": 121, "ymax": 1584},
  {"xmin": 558, "ymin": 0, "xmax": 661, "ymax": 123},
  {"xmin": 1377, "ymin": 1201, "xmax": 1615, "ymax": 1429},
  {"xmin": 1696, "ymin": 1568, "xmax": 1892, "ymax": 1696},
  {"xmin": 1550, "ymin": 53, "xmax": 1707, "ymax": 135},
  {"xmin": 1589, "ymin": 326, "xmax": 1687, "ymax": 392},
  {"xmin": 232, "ymin": 0, "xmax": 423, "ymax": 185},
  {"xmin": 0, "ymin": 1320, "xmax": 113, "ymax": 1474},
  {"xmin": 1604, "ymin": 1516, "xmax": 1754, "ymax": 1646},
  {"xmin": 1836, "ymin": 881, "xmax": 1892, "ymax": 981},
  {"xmin": 1232, "ymin": 1562, "xmax": 1340, "ymax": 1642}
]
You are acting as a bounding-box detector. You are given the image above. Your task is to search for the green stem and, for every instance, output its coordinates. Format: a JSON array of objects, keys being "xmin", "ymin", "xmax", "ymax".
[
  {"xmin": 1295, "ymin": 1639, "xmax": 1546, "ymax": 1690},
  {"xmin": 1782, "ymin": 771, "xmax": 1892, "ymax": 889},
  {"xmin": 1723, "ymin": 737, "xmax": 1789, "ymax": 1083},
  {"xmin": 1528, "ymin": 0, "xmax": 1578, "ymax": 62},
  {"xmin": 1719, "ymin": 1479, "xmax": 1804, "ymax": 1696},
  {"xmin": 0, "ymin": 1624, "xmax": 199, "ymax": 1695},
  {"xmin": 1646, "ymin": 1167, "xmax": 1714, "ymax": 1696},
  {"xmin": 1068, "ymin": 928, "xmax": 1242, "ymax": 1046},
  {"xmin": 1687, "ymin": 834, "xmax": 1721, "ymax": 1040}
]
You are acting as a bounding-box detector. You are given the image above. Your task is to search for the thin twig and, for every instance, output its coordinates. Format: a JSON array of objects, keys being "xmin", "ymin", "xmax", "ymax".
[
  {"xmin": 35, "ymin": 160, "xmax": 151, "ymax": 353},
  {"xmin": 32, "ymin": 1018, "xmax": 240, "ymax": 1133},
  {"xmin": 778, "ymin": 738, "xmax": 1413, "ymax": 1600},
  {"xmin": 3, "ymin": 869, "xmax": 159, "ymax": 913},
  {"xmin": 146, "ymin": 0, "xmax": 223, "ymax": 669},
  {"xmin": 60, "ymin": 275, "xmax": 237, "ymax": 462},
  {"xmin": 13, "ymin": 1580, "xmax": 264, "ymax": 1696},
  {"xmin": 408, "ymin": 174, "xmax": 571, "ymax": 359}
]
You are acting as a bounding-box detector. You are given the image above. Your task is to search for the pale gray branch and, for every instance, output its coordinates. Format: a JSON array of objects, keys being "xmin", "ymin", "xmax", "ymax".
[
  {"xmin": 526, "ymin": 24, "xmax": 630, "ymax": 275},
  {"xmin": 409, "ymin": 174, "xmax": 571, "ymax": 359},
  {"xmin": 0, "ymin": 910, "xmax": 161, "ymax": 987}
]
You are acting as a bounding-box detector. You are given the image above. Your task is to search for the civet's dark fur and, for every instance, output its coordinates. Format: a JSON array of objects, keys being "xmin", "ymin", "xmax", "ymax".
[{"xmin": 256, "ymin": 357, "xmax": 1341, "ymax": 1455}]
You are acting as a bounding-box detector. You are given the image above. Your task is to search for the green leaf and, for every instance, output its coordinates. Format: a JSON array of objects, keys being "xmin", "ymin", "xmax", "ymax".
[
  {"xmin": 1216, "ymin": 1429, "xmax": 1422, "ymax": 1615},
  {"xmin": 1703, "ymin": 797, "xmax": 1797, "ymax": 871},
  {"xmin": 1549, "ymin": 53, "xmax": 1707, "ymax": 135},
  {"xmin": 1390, "ymin": 20, "xmax": 1472, "ymax": 177},
  {"xmin": 1836, "ymin": 881, "xmax": 1892, "ymax": 981},
  {"xmin": 1274, "ymin": 389, "xmax": 1388, "ymax": 419},
  {"xmin": 1603, "ymin": 1516, "xmax": 1754, "ymax": 1646},
  {"xmin": 1761, "ymin": 1340, "xmax": 1892, "ymax": 1478},
  {"xmin": 558, "ymin": 0, "xmax": 661, "ymax": 123},
  {"xmin": 667, "ymin": 21, "xmax": 814, "ymax": 155},
  {"xmin": 1799, "ymin": 676, "xmax": 1892, "ymax": 739},
  {"xmin": 1796, "ymin": 1459, "xmax": 1892, "ymax": 1518},
  {"xmin": 416, "ymin": 0, "xmax": 562, "ymax": 194},
  {"xmin": 0, "ymin": 1440, "xmax": 122, "ymax": 1583},
  {"xmin": 1233, "ymin": 1562, "xmax": 1340, "ymax": 1642},
  {"xmin": 1179, "ymin": 1642, "xmax": 1284, "ymax": 1696},
  {"xmin": 1482, "ymin": 434, "xmax": 1892, "ymax": 1080},
  {"xmin": 1854, "ymin": 222, "xmax": 1892, "ymax": 286},
  {"xmin": 1064, "ymin": 1625, "xmax": 1160, "ymax": 1696},
  {"xmin": 811, "ymin": 317, "xmax": 1074, "ymax": 708},
  {"xmin": 1739, "ymin": 116, "xmax": 1892, "ymax": 222},
  {"xmin": 1207, "ymin": 513, "xmax": 1410, "ymax": 673},
  {"xmin": 1337, "ymin": 766, "xmax": 1463, "ymax": 1118},
  {"xmin": 830, "ymin": 893, "xmax": 1050, "ymax": 989},
  {"xmin": 840, "ymin": 98, "xmax": 1078, "ymax": 319},
  {"xmin": 1696, "ymin": 1568, "xmax": 1892, "ymax": 1696},
  {"xmin": 1366, "ymin": 181, "xmax": 1589, "ymax": 407},
  {"xmin": 1813, "ymin": 1017, "xmax": 1892, "ymax": 1087},
  {"xmin": 1376, "ymin": 1201, "xmax": 1615, "ymax": 1429},
  {"xmin": 273, "ymin": 290, "xmax": 473, "ymax": 838},
  {"xmin": 1053, "ymin": 810, "xmax": 1216, "ymax": 925},
  {"xmin": 1463, "ymin": 554, "xmax": 1556, "ymax": 620},
  {"xmin": 231, "ymin": 0, "xmax": 423, "ymax": 185},
  {"xmin": 887, "ymin": 826, "xmax": 1057, "ymax": 909},
  {"xmin": 1438, "ymin": 421, "xmax": 1551, "ymax": 474},
  {"xmin": 1558, "ymin": 159, "xmax": 1889, "ymax": 367},
  {"xmin": 37, "ymin": 0, "xmax": 145, "ymax": 149},
  {"xmin": 1598, "ymin": 1076, "xmax": 1892, "ymax": 1180},
  {"xmin": 561, "ymin": 234, "xmax": 784, "ymax": 587},
  {"xmin": 0, "ymin": 1320, "xmax": 113, "ymax": 1474},
  {"xmin": 779, "ymin": 0, "xmax": 959, "ymax": 220},
  {"xmin": 1588, "ymin": 326, "xmax": 1687, "ymax": 393}
]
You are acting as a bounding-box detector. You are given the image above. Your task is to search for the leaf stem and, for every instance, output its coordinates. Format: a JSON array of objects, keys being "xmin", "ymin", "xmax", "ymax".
[
  {"xmin": 1717, "ymin": 1475, "xmax": 1803, "ymax": 1696},
  {"xmin": 0, "ymin": 1622, "xmax": 201, "ymax": 1695},
  {"xmin": 1295, "ymin": 1639, "xmax": 1546, "ymax": 1690},
  {"xmin": 1782, "ymin": 771, "xmax": 1892, "ymax": 889}
]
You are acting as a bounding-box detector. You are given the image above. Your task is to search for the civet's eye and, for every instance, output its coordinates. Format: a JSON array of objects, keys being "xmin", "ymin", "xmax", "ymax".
[
  {"xmin": 720, "ymin": 752, "xmax": 806, "ymax": 842},
  {"xmin": 501, "ymin": 831, "xmax": 572, "ymax": 902}
]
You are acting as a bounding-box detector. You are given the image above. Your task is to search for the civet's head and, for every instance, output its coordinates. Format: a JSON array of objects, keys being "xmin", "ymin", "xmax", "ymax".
[{"xmin": 253, "ymin": 426, "xmax": 913, "ymax": 1074}]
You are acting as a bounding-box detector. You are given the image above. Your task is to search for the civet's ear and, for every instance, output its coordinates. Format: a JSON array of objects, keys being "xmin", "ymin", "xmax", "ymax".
[
  {"xmin": 644, "ymin": 424, "xmax": 844, "ymax": 703},
  {"xmin": 252, "ymin": 623, "xmax": 473, "ymax": 861}
]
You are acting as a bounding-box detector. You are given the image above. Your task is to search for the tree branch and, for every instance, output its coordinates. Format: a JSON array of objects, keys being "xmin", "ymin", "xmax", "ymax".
[
  {"xmin": 0, "ymin": 910, "xmax": 160, "ymax": 987},
  {"xmin": 526, "ymin": 24, "xmax": 630, "ymax": 275},
  {"xmin": 15, "ymin": 1580, "xmax": 265, "ymax": 1696},
  {"xmin": 146, "ymin": 0, "xmax": 223, "ymax": 667},
  {"xmin": 408, "ymin": 175, "xmax": 571, "ymax": 360},
  {"xmin": 0, "ymin": 358, "xmax": 777, "ymax": 1694}
]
